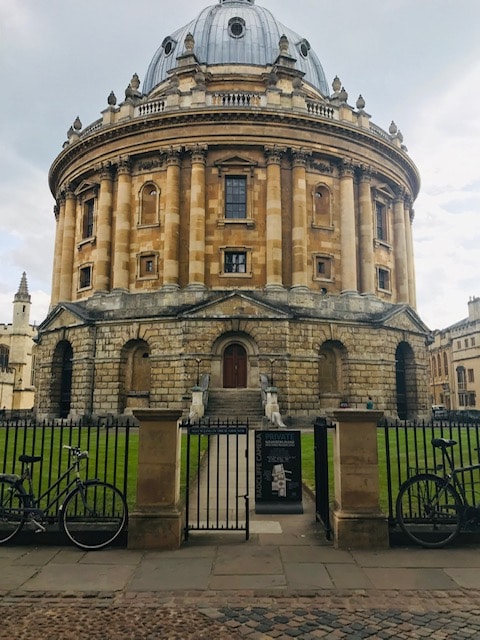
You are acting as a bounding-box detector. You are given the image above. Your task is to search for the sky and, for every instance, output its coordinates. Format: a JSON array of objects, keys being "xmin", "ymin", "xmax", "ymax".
[{"xmin": 0, "ymin": 0, "xmax": 479, "ymax": 330}]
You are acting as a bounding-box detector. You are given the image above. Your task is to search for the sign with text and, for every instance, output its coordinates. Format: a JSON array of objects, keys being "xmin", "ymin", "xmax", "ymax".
[{"xmin": 254, "ymin": 430, "xmax": 303, "ymax": 514}]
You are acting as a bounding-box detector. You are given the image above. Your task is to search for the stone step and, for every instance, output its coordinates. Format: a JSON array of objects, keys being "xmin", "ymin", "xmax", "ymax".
[{"xmin": 205, "ymin": 389, "xmax": 264, "ymax": 422}]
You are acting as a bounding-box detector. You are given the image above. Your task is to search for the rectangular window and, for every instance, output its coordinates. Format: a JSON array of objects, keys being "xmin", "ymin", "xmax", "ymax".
[
  {"xmin": 471, "ymin": 338, "xmax": 476, "ymax": 346},
  {"xmin": 376, "ymin": 202, "xmax": 387, "ymax": 241},
  {"xmin": 79, "ymin": 266, "xmax": 92, "ymax": 289},
  {"xmin": 82, "ymin": 199, "xmax": 95, "ymax": 238},
  {"xmin": 468, "ymin": 369, "xmax": 475, "ymax": 383},
  {"xmin": 315, "ymin": 256, "xmax": 332, "ymax": 279},
  {"xmin": 225, "ymin": 176, "xmax": 247, "ymax": 219},
  {"xmin": 139, "ymin": 254, "xmax": 157, "ymax": 278},
  {"xmin": 224, "ymin": 251, "xmax": 247, "ymax": 273},
  {"xmin": 377, "ymin": 267, "xmax": 390, "ymax": 291}
]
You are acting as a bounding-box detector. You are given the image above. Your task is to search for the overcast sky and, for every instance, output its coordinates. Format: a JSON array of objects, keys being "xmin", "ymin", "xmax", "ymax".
[{"xmin": 1, "ymin": 0, "xmax": 479, "ymax": 330}]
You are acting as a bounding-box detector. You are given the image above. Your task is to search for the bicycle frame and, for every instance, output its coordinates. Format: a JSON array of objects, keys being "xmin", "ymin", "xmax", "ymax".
[
  {"xmin": 435, "ymin": 445, "xmax": 480, "ymax": 511},
  {"xmin": 10, "ymin": 450, "xmax": 90, "ymax": 520}
]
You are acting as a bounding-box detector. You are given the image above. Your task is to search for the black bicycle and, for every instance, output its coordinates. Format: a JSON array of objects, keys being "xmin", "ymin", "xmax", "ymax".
[
  {"xmin": 396, "ymin": 437, "xmax": 480, "ymax": 548},
  {"xmin": 0, "ymin": 445, "xmax": 127, "ymax": 550}
]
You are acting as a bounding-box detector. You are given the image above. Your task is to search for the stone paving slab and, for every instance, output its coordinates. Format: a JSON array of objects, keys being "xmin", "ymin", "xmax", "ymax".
[
  {"xmin": 362, "ymin": 567, "xmax": 459, "ymax": 590},
  {"xmin": 22, "ymin": 563, "xmax": 136, "ymax": 592},
  {"xmin": 128, "ymin": 557, "xmax": 213, "ymax": 591}
]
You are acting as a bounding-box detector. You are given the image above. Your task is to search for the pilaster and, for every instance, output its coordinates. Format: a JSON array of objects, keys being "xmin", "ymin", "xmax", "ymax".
[
  {"xmin": 291, "ymin": 150, "xmax": 309, "ymax": 290},
  {"xmin": 393, "ymin": 189, "xmax": 409, "ymax": 304},
  {"xmin": 163, "ymin": 148, "xmax": 182, "ymax": 290},
  {"xmin": 339, "ymin": 160, "xmax": 358, "ymax": 294},
  {"xmin": 113, "ymin": 157, "xmax": 132, "ymax": 292},
  {"xmin": 357, "ymin": 167, "xmax": 375, "ymax": 295},
  {"xmin": 188, "ymin": 145, "xmax": 207, "ymax": 290}
]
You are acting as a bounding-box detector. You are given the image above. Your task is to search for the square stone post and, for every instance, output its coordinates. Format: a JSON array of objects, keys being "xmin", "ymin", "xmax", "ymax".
[
  {"xmin": 128, "ymin": 409, "xmax": 183, "ymax": 550},
  {"xmin": 329, "ymin": 409, "xmax": 389, "ymax": 549}
]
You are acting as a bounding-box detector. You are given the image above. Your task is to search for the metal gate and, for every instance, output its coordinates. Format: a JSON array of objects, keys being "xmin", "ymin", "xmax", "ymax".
[{"xmin": 182, "ymin": 419, "xmax": 250, "ymax": 541}]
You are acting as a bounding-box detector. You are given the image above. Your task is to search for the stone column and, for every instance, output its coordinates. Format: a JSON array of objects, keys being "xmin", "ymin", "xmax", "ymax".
[
  {"xmin": 393, "ymin": 190, "xmax": 409, "ymax": 303},
  {"xmin": 94, "ymin": 163, "xmax": 114, "ymax": 293},
  {"xmin": 358, "ymin": 168, "xmax": 375, "ymax": 294},
  {"xmin": 112, "ymin": 158, "xmax": 132, "ymax": 291},
  {"xmin": 188, "ymin": 145, "xmax": 207, "ymax": 289},
  {"xmin": 339, "ymin": 160, "xmax": 358, "ymax": 294},
  {"xmin": 291, "ymin": 150, "xmax": 308, "ymax": 290},
  {"xmin": 128, "ymin": 409, "xmax": 183, "ymax": 550},
  {"xmin": 405, "ymin": 201, "xmax": 417, "ymax": 307},
  {"xmin": 163, "ymin": 149, "xmax": 182, "ymax": 289},
  {"xmin": 265, "ymin": 147, "xmax": 284, "ymax": 290},
  {"xmin": 330, "ymin": 409, "xmax": 388, "ymax": 549},
  {"xmin": 59, "ymin": 186, "xmax": 76, "ymax": 302},
  {"xmin": 51, "ymin": 198, "xmax": 64, "ymax": 306}
]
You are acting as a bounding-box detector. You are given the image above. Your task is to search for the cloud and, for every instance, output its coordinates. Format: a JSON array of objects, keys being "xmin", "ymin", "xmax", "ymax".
[{"xmin": 0, "ymin": 1, "xmax": 45, "ymax": 50}]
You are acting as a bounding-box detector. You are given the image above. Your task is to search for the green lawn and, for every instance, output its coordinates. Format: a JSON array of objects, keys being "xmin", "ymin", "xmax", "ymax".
[{"xmin": 0, "ymin": 426, "xmax": 206, "ymax": 512}]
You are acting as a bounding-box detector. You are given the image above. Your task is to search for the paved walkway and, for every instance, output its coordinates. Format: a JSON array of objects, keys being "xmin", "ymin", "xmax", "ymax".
[
  {"xmin": 2, "ymin": 495, "xmax": 480, "ymax": 638},
  {"xmin": 2, "ymin": 430, "xmax": 480, "ymax": 638}
]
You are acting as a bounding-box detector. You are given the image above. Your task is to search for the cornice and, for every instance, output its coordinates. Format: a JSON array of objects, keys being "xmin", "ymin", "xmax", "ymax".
[{"xmin": 49, "ymin": 108, "xmax": 420, "ymax": 197}]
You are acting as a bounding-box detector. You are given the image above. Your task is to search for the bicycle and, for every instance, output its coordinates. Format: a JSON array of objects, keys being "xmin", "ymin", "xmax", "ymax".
[
  {"xmin": 0, "ymin": 445, "xmax": 128, "ymax": 550},
  {"xmin": 396, "ymin": 437, "xmax": 480, "ymax": 548}
]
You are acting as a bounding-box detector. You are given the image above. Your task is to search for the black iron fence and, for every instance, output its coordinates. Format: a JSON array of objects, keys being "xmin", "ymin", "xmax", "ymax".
[
  {"xmin": 0, "ymin": 418, "xmax": 138, "ymax": 525},
  {"xmin": 381, "ymin": 419, "xmax": 480, "ymax": 526}
]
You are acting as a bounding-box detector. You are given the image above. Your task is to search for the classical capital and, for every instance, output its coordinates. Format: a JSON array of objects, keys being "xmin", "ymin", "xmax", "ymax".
[
  {"xmin": 166, "ymin": 146, "xmax": 183, "ymax": 166},
  {"xmin": 339, "ymin": 158, "xmax": 356, "ymax": 178},
  {"xmin": 190, "ymin": 144, "xmax": 208, "ymax": 163},
  {"xmin": 117, "ymin": 156, "xmax": 132, "ymax": 175},
  {"xmin": 265, "ymin": 145, "xmax": 285, "ymax": 165},
  {"xmin": 291, "ymin": 148, "xmax": 310, "ymax": 168},
  {"xmin": 98, "ymin": 161, "xmax": 114, "ymax": 180},
  {"xmin": 357, "ymin": 164, "xmax": 373, "ymax": 182}
]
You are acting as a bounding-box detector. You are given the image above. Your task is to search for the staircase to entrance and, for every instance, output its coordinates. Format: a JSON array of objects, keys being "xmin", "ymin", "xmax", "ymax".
[{"xmin": 205, "ymin": 389, "xmax": 264, "ymax": 428}]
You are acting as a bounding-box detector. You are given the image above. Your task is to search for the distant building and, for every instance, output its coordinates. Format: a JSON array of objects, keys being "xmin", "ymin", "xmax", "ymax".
[
  {"xmin": 35, "ymin": 0, "xmax": 429, "ymax": 422},
  {"xmin": 0, "ymin": 273, "xmax": 36, "ymax": 411},
  {"xmin": 429, "ymin": 297, "xmax": 480, "ymax": 412}
]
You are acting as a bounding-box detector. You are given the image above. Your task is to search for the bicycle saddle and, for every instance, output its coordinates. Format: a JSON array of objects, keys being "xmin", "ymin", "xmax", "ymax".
[
  {"xmin": 431, "ymin": 438, "xmax": 456, "ymax": 449},
  {"xmin": 18, "ymin": 454, "xmax": 42, "ymax": 464}
]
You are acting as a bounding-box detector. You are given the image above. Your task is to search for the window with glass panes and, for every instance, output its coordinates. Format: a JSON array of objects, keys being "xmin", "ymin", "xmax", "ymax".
[
  {"xmin": 225, "ymin": 176, "xmax": 247, "ymax": 218},
  {"xmin": 224, "ymin": 251, "xmax": 247, "ymax": 273}
]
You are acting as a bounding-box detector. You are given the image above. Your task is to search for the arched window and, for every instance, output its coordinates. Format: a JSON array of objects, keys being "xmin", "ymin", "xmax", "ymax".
[
  {"xmin": 437, "ymin": 354, "xmax": 442, "ymax": 377},
  {"xmin": 313, "ymin": 185, "xmax": 331, "ymax": 227},
  {"xmin": 139, "ymin": 183, "xmax": 160, "ymax": 226},
  {"xmin": 120, "ymin": 339, "xmax": 151, "ymax": 412},
  {"xmin": 443, "ymin": 352, "xmax": 449, "ymax": 378},
  {"xmin": 431, "ymin": 357, "xmax": 437, "ymax": 378},
  {"xmin": 0, "ymin": 344, "xmax": 9, "ymax": 370}
]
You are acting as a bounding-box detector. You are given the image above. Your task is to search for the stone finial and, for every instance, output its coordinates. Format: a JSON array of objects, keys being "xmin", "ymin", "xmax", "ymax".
[
  {"xmin": 73, "ymin": 116, "xmax": 82, "ymax": 131},
  {"xmin": 279, "ymin": 34, "xmax": 290, "ymax": 55},
  {"xmin": 130, "ymin": 73, "xmax": 140, "ymax": 91},
  {"xmin": 67, "ymin": 126, "xmax": 74, "ymax": 138},
  {"xmin": 332, "ymin": 76, "xmax": 342, "ymax": 93},
  {"xmin": 339, "ymin": 87, "xmax": 348, "ymax": 103},
  {"xmin": 389, "ymin": 120, "xmax": 398, "ymax": 135},
  {"xmin": 108, "ymin": 91, "xmax": 117, "ymax": 106},
  {"xmin": 356, "ymin": 94, "xmax": 365, "ymax": 111},
  {"xmin": 397, "ymin": 129, "xmax": 404, "ymax": 143},
  {"xmin": 184, "ymin": 32, "xmax": 195, "ymax": 52}
]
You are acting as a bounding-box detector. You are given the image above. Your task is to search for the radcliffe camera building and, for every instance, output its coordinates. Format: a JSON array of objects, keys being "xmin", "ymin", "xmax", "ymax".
[{"xmin": 35, "ymin": 0, "xmax": 429, "ymax": 422}]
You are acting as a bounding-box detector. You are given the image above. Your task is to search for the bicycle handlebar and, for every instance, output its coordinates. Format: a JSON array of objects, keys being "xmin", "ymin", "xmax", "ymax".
[{"xmin": 62, "ymin": 445, "xmax": 89, "ymax": 460}]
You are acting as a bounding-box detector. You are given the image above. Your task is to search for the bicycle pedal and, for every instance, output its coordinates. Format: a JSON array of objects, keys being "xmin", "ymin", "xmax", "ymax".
[{"xmin": 28, "ymin": 518, "xmax": 46, "ymax": 533}]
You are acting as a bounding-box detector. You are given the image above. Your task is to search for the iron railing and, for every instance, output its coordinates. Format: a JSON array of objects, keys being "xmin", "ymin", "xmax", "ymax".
[
  {"xmin": 0, "ymin": 418, "xmax": 138, "ymax": 519},
  {"xmin": 381, "ymin": 419, "xmax": 480, "ymax": 526}
]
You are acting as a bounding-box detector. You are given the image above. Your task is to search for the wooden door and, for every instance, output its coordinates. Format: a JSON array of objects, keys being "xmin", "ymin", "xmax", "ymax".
[{"xmin": 223, "ymin": 344, "xmax": 247, "ymax": 388}]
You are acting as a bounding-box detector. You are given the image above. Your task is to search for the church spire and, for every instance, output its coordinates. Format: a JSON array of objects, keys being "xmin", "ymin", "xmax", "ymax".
[{"xmin": 14, "ymin": 272, "xmax": 31, "ymax": 304}]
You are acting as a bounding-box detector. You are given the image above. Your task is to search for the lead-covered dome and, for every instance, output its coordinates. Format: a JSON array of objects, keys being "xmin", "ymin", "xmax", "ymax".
[{"xmin": 143, "ymin": 0, "xmax": 329, "ymax": 95}]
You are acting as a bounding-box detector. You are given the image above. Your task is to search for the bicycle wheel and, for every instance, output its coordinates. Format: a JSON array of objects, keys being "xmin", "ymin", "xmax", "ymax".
[
  {"xmin": 0, "ymin": 478, "xmax": 27, "ymax": 544},
  {"xmin": 60, "ymin": 480, "xmax": 128, "ymax": 550},
  {"xmin": 396, "ymin": 473, "xmax": 462, "ymax": 548}
]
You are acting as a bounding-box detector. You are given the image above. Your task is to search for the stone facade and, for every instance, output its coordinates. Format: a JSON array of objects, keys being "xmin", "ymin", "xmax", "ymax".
[
  {"xmin": 429, "ymin": 297, "xmax": 480, "ymax": 412},
  {"xmin": 35, "ymin": 0, "xmax": 429, "ymax": 422}
]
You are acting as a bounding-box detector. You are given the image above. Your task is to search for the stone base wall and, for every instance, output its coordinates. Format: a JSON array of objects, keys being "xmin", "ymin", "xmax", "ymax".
[{"xmin": 35, "ymin": 294, "xmax": 429, "ymax": 421}]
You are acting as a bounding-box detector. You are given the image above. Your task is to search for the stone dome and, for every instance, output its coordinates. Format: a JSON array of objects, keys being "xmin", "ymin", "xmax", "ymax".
[{"xmin": 143, "ymin": 0, "xmax": 329, "ymax": 95}]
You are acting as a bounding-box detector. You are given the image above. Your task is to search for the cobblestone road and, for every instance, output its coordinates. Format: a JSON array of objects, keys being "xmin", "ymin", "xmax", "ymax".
[{"xmin": 1, "ymin": 592, "xmax": 480, "ymax": 639}]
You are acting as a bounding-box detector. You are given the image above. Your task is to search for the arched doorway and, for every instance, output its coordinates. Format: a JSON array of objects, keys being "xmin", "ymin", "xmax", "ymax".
[
  {"xmin": 51, "ymin": 341, "xmax": 73, "ymax": 418},
  {"xmin": 396, "ymin": 342, "xmax": 416, "ymax": 420},
  {"xmin": 223, "ymin": 343, "xmax": 247, "ymax": 388}
]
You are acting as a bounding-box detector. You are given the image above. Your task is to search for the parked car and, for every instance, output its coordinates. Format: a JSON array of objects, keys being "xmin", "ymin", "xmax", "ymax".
[{"xmin": 432, "ymin": 404, "xmax": 448, "ymax": 419}]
